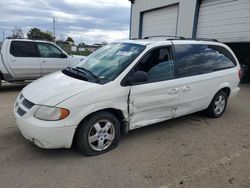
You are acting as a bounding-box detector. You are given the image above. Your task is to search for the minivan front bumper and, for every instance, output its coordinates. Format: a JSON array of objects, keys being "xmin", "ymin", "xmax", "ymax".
[{"xmin": 15, "ymin": 115, "xmax": 76, "ymax": 149}]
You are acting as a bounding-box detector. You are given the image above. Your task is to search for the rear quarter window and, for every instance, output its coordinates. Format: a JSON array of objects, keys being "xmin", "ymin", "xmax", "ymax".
[{"xmin": 174, "ymin": 44, "xmax": 236, "ymax": 78}]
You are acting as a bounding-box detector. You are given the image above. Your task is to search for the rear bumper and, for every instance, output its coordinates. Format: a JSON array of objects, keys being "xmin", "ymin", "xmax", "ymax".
[
  {"xmin": 229, "ymin": 87, "xmax": 240, "ymax": 99},
  {"xmin": 15, "ymin": 115, "xmax": 76, "ymax": 149}
]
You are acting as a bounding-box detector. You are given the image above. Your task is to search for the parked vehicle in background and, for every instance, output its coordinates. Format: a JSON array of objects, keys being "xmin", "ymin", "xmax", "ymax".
[
  {"xmin": 0, "ymin": 39, "xmax": 86, "ymax": 87},
  {"xmin": 14, "ymin": 38, "xmax": 240, "ymax": 156}
]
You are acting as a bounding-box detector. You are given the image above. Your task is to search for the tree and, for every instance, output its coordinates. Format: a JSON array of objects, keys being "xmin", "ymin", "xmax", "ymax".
[
  {"xmin": 27, "ymin": 28, "xmax": 53, "ymax": 41},
  {"xmin": 78, "ymin": 43, "xmax": 85, "ymax": 47},
  {"xmin": 65, "ymin": 37, "xmax": 74, "ymax": 44},
  {"xmin": 9, "ymin": 26, "xmax": 24, "ymax": 39}
]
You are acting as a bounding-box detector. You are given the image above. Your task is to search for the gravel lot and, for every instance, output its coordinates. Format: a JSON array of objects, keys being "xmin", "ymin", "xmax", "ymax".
[{"xmin": 0, "ymin": 82, "xmax": 250, "ymax": 188}]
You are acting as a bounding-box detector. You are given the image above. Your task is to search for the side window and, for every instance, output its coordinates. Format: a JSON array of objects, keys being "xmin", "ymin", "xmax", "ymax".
[
  {"xmin": 37, "ymin": 43, "xmax": 64, "ymax": 58},
  {"xmin": 135, "ymin": 47, "xmax": 175, "ymax": 82},
  {"xmin": 175, "ymin": 44, "xmax": 236, "ymax": 78},
  {"xmin": 10, "ymin": 41, "xmax": 37, "ymax": 57},
  {"xmin": 209, "ymin": 45, "xmax": 236, "ymax": 70}
]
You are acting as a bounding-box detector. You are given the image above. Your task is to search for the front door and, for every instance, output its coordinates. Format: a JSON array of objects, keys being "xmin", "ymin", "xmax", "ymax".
[
  {"xmin": 128, "ymin": 46, "xmax": 179, "ymax": 129},
  {"xmin": 36, "ymin": 42, "xmax": 69, "ymax": 76}
]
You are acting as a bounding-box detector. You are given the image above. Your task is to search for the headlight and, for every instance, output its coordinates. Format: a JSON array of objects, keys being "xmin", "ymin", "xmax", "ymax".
[{"xmin": 34, "ymin": 105, "xmax": 70, "ymax": 121}]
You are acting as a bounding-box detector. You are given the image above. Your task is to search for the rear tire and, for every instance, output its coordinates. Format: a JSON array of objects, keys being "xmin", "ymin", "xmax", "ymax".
[
  {"xmin": 76, "ymin": 111, "xmax": 120, "ymax": 156},
  {"xmin": 205, "ymin": 90, "xmax": 228, "ymax": 118}
]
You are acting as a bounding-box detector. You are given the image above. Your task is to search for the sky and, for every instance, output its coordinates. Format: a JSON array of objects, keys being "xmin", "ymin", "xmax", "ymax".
[{"xmin": 0, "ymin": 0, "xmax": 131, "ymax": 44}]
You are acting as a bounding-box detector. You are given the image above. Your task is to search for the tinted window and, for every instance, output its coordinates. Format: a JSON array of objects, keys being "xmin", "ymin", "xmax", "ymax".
[
  {"xmin": 37, "ymin": 43, "xmax": 64, "ymax": 58},
  {"xmin": 10, "ymin": 41, "xmax": 37, "ymax": 57},
  {"xmin": 135, "ymin": 47, "xmax": 175, "ymax": 82},
  {"xmin": 209, "ymin": 46, "xmax": 237, "ymax": 69},
  {"xmin": 175, "ymin": 44, "xmax": 236, "ymax": 77}
]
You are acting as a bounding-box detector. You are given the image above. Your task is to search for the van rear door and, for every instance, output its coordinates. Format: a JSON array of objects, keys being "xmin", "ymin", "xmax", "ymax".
[
  {"xmin": 7, "ymin": 41, "xmax": 41, "ymax": 79},
  {"xmin": 173, "ymin": 43, "xmax": 236, "ymax": 117}
]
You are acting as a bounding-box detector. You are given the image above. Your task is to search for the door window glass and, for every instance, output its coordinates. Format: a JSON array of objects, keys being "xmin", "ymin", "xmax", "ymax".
[
  {"xmin": 10, "ymin": 41, "xmax": 37, "ymax": 57},
  {"xmin": 37, "ymin": 43, "xmax": 64, "ymax": 58},
  {"xmin": 175, "ymin": 44, "xmax": 236, "ymax": 78},
  {"xmin": 135, "ymin": 47, "xmax": 175, "ymax": 82}
]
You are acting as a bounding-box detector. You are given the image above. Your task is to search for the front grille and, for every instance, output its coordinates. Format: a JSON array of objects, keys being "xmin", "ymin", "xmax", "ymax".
[
  {"xmin": 17, "ymin": 107, "xmax": 26, "ymax": 116},
  {"xmin": 22, "ymin": 98, "xmax": 35, "ymax": 109},
  {"xmin": 15, "ymin": 94, "xmax": 35, "ymax": 117}
]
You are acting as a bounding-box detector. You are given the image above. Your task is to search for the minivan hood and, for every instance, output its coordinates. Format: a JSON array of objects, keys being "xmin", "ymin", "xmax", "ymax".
[{"xmin": 22, "ymin": 71, "xmax": 98, "ymax": 106}]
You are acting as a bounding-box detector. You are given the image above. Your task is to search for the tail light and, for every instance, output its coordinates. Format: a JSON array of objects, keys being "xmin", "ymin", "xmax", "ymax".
[{"xmin": 238, "ymin": 68, "xmax": 243, "ymax": 80}]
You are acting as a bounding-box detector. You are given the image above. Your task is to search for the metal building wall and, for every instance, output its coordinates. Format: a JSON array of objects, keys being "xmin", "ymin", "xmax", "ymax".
[
  {"xmin": 130, "ymin": 0, "xmax": 197, "ymax": 39},
  {"xmin": 197, "ymin": 0, "xmax": 250, "ymax": 42}
]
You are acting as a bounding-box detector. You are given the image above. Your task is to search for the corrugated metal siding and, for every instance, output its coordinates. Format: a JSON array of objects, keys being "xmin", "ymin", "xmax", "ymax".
[
  {"xmin": 197, "ymin": 0, "xmax": 250, "ymax": 42},
  {"xmin": 130, "ymin": 0, "xmax": 197, "ymax": 39},
  {"xmin": 142, "ymin": 5, "xmax": 179, "ymax": 38}
]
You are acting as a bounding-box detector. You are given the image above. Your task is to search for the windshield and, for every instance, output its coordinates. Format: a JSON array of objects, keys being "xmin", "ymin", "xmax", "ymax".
[{"xmin": 74, "ymin": 43, "xmax": 145, "ymax": 83}]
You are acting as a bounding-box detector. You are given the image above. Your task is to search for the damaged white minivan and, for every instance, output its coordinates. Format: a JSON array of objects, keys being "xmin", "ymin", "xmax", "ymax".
[{"xmin": 14, "ymin": 38, "xmax": 241, "ymax": 155}]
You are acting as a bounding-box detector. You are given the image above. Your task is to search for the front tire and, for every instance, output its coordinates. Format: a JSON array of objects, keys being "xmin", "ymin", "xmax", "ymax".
[
  {"xmin": 76, "ymin": 112, "xmax": 121, "ymax": 156},
  {"xmin": 205, "ymin": 90, "xmax": 228, "ymax": 118}
]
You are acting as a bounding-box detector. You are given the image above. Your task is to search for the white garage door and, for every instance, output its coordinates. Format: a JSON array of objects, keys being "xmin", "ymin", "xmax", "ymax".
[
  {"xmin": 197, "ymin": 0, "xmax": 250, "ymax": 42},
  {"xmin": 142, "ymin": 5, "xmax": 179, "ymax": 38}
]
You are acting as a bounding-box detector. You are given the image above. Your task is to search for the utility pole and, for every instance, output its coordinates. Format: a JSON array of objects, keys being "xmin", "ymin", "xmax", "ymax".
[
  {"xmin": 53, "ymin": 17, "xmax": 56, "ymax": 42},
  {"xmin": 2, "ymin": 31, "xmax": 4, "ymax": 42}
]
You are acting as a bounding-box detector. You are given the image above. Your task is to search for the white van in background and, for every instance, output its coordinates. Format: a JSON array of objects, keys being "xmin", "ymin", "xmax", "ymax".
[
  {"xmin": 14, "ymin": 38, "xmax": 241, "ymax": 156},
  {"xmin": 0, "ymin": 39, "xmax": 86, "ymax": 87}
]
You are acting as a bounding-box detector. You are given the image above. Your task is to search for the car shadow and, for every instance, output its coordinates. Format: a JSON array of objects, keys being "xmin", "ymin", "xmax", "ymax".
[
  {"xmin": 3, "ymin": 112, "xmax": 205, "ymax": 159},
  {"xmin": 25, "ymin": 112, "xmax": 207, "ymax": 158},
  {"xmin": 123, "ymin": 112, "xmax": 207, "ymax": 140},
  {"xmin": 0, "ymin": 82, "xmax": 27, "ymax": 92}
]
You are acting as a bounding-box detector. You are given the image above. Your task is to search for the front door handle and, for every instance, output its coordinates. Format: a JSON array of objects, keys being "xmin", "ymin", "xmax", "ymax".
[
  {"xmin": 182, "ymin": 86, "xmax": 191, "ymax": 92},
  {"xmin": 11, "ymin": 59, "xmax": 16, "ymax": 62},
  {"xmin": 42, "ymin": 60, "xmax": 47, "ymax": 63},
  {"xmin": 168, "ymin": 88, "xmax": 179, "ymax": 95}
]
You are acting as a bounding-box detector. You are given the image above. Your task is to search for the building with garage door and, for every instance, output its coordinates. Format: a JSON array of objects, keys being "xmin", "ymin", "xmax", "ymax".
[{"xmin": 129, "ymin": 0, "xmax": 250, "ymax": 81}]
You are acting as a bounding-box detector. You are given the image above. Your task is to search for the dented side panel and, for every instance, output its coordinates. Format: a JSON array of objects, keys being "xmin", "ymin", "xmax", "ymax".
[{"xmin": 129, "ymin": 79, "xmax": 180, "ymax": 130}]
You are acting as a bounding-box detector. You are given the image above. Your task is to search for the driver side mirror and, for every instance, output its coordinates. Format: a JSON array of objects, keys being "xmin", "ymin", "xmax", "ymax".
[{"xmin": 126, "ymin": 71, "xmax": 148, "ymax": 85}]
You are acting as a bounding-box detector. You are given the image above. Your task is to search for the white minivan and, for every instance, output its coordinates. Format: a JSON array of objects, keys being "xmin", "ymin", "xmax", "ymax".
[{"xmin": 14, "ymin": 39, "xmax": 241, "ymax": 155}]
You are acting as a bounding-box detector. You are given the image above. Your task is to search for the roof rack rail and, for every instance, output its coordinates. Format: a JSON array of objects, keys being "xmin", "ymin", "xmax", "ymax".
[
  {"xmin": 143, "ymin": 35, "xmax": 186, "ymax": 40},
  {"xmin": 131, "ymin": 36, "xmax": 219, "ymax": 42},
  {"xmin": 185, "ymin": 37, "xmax": 219, "ymax": 42}
]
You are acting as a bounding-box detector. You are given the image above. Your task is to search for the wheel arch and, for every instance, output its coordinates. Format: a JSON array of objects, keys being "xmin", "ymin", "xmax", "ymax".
[
  {"xmin": 220, "ymin": 87, "xmax": 231, "ymax": 97},
  {"xmin": 71, "ymin": 108, "xmax": 129, "ymax": 148}
]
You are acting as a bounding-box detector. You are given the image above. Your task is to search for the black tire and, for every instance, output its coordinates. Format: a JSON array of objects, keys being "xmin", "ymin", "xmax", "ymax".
[
  {"xmin": 205, "ymin": 90, "xmax": 228, "ymax": 118},
  {"xmin": 76, "ymin": 111, "xmax": 121, "ymax": 156}
]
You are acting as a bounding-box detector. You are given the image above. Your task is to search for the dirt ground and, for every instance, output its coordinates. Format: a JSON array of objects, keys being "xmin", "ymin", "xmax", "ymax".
[{"xmin": 0, "ymin": 82, "xmax": 250, "ymax": 188}]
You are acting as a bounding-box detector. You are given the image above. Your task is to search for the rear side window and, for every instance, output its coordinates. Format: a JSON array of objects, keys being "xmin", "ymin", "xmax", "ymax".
[
  {"xmin": 10, "ymin": 41, "xmax": 37, "ymax": 57},
  {"xmin": 174, "ymin": 44, "xmax": 236, "ymax": 78}
]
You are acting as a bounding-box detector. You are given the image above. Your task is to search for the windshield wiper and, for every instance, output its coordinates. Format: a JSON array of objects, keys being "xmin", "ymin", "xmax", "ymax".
[
  {"xmin": 63, "ymin": 67, "xmax": 89, "ymax": 81},
  {"xmin": 66, "ymin": 67, "xmax": 87, "ymax": 76},
  {"xmin": 75, "ymin": 67, "xmax": 100, "ymax": 82}
]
